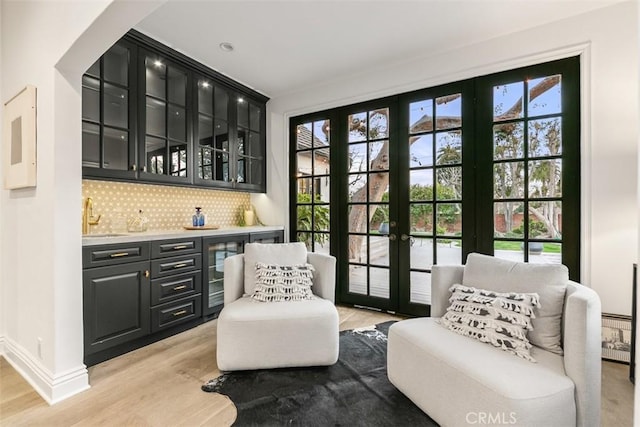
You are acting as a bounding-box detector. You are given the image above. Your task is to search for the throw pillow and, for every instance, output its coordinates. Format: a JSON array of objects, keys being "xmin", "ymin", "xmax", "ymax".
[
  {"xmin": 462, "ymin": 253, "xmax": 568, "ymax": 355},
  {"xmin": 439, "ymin": 284, "xmax": 541, "ymax": 362},
  {"xmin": 251, "ymin": 262, "xmax": 315, "ymax": 302},
  {"xmin": 243, "ymin": 242, "xmax": 308, "ymax": 295}
]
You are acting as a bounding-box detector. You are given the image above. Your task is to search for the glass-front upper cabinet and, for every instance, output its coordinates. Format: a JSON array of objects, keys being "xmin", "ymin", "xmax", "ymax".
[
  {"xmin": 82, "ymin": 40, "xmax": 137, "ymax": 179},
  {"xmin": 194, "ymin": 77, "xmax": 232, "ymax": 188},
  {"xmin": 139, "ymin": 51, "xmax": 191, "ymax": 184},
  {"xmin": 236, "ymin": 98, "xmax": 265, "ymax": 190}
]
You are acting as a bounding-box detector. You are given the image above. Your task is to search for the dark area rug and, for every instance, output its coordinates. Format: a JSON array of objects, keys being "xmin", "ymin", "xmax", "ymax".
[{"xmin": 202, "ymin": 321, "xmax": 437, "ymax": 427}]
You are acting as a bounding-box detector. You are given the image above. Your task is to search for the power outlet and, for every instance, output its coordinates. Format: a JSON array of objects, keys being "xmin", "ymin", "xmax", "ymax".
[{"xmin": 37, "ymin": 337, "xmax": 43, "ymax": 359}]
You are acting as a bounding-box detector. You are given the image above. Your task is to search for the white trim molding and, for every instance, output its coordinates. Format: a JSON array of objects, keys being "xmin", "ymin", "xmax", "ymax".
[{"xmin": 3, "ymin": 337, "xmax": 89, "ymax": 405}]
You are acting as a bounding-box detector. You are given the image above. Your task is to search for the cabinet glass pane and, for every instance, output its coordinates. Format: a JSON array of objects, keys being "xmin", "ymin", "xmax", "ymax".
[
  {"xmin": 82, "ymin": 122, "xmax": 100, "ymax": 168},
  {"xmin": 104, "ymin": 127, "xmax": 128, "ymax": 170},
  {"xmin": 146, "ymin": 58, "xmax": 166, "ymax": 98},
  {"xmin": 168, "ymin": 68, "xmax": 186, "ymax": 106},
  {"xmin": 146, "ymin": 136, "xmax": 165, "ymax": 174},
  {"xmin": 250, "ymin": 103, "xmax": 260, "ymax": 131},
  {"xmin": 237, "ymin": 99, "xmax": 249, "ymax": 128},
  {"xmin": 198, "ymin": 83, "xmax": 213, "ymax": 116},
  {"xmin": 103, "ymin": 83, "xmax": 128, "ymax": 128},
  {"xmin": 237, "ymin": 157, "xmax": 245, "ymax": 183},
  {"xmin": 82, "ymin": 76, "xmax": 100, "ymax": 122},
  {"xmin": 215, "ymin": 86, "xmax": 228, "ymax": 119},
  {"xmin": 103, "ymin": 44, "xmax": 129, "ymax": 86},
  {"xmin": 249, "ymin": 158, "xmax": 263, "ymax": 185},
  {"xmin": 237, "ymin": 129, "xmax": 245, "ymax": 155},
  {"xmin": 214, "ymin": 120, "xmax": 228, "ymax": 150},
  {"xmin": 168, "ymin": 105, "xmax": 186, "ymax": 141},
  {"xmin": 198, "ymin": 115, "xmax": 213, "ymax": 145},
  {"xmin": 248, "ymin": 131, "xmax": 261, "ymax": 157},
  {"xmin": 146, "ymin": 97, "xmax": 166, "ymax": 137},
  {"xmin": 170, "ymin": 141, "xmax": 188, "ymax": 177}
]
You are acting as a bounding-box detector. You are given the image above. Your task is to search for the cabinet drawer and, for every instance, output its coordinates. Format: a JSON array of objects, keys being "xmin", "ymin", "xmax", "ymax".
[
  {"xmin": 83, "ymin": 242, "xmax": 150, "ymax": 268},
  {"xmin": 151, "ymin": 294, "xmax": 202, "ymax": 333},
  {"xmin": 151, "ymin": 238, "xmax": 201, "ymax": 258},
  {"xmin": 151, "ymin": 271, "xmax": 202, "ymax": 306},
  {"xmin": 151, "ymin": 253, "xmax": 201, "ymax": 278}
]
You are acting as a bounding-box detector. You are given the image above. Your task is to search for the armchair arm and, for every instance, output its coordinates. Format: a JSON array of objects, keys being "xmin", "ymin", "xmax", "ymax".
[
  {"xmin": 223, "ymin": 254, "xmax": 245, "ymax": 305},
  {"xmin": 431, "ymin": 265, "xmax": 465, "ymax": 317},
  {"xmin": 307, "ymin": 252, "xmax": 336, "ymax": 303},
  {"xmin": 563, "ymin": 281, "xmax": 602, "ymax": 427}
]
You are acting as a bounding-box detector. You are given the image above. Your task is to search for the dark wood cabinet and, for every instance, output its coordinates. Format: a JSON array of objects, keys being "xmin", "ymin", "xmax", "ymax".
[
  {"xmin": 249, "ymin": 230, "xmax": 285, "ymax": 244},
  {"xmin": 83, "ymin": 260, "xmax": 150, "ymax": 356},
  {"xmin": 82, "ymin": 30, "xmax": 268, "ymax": 192}
]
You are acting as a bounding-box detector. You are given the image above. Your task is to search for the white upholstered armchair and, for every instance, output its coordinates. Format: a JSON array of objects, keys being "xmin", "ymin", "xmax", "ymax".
[
  {"xmin": 216, "ymin": 242, "xmax": 339, "ymax": 371},
  {"xmin": 388, "ymin": 253, "xmax": 602, "ymax": 427}
]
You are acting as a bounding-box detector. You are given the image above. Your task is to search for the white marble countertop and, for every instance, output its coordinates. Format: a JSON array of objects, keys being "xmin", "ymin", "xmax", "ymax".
[{"xmin": 82, "ymin": 225, "xmax": 285, "ymax": 246}]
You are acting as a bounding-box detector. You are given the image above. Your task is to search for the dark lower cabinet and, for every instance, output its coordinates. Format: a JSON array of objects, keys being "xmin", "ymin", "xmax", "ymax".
[{"xmin": 83, "ymin": 261, "xmax": 150, "ymax": 356}]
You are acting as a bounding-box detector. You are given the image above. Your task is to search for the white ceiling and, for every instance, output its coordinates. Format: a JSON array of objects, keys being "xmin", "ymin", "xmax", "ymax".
[{"xmin": 136, "ymin": 0, "xmax": 624, "ymax": 99}]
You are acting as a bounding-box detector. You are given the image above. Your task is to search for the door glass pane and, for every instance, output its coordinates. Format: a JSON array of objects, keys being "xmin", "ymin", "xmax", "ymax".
[
  {"xmin": 435, "ymin": 94, "xmax": 461, "ymax": 130},
  {"xmin": 349, "ymin": 264, "xmax": 367, "ymax": 295},
  {"xmin": 314, "ymin": 233, "xmax": 330, "ymax": 255},
  {"xmin": 348, "ymin": 174, "xmax": 367, "ymax": 202},
  {"xmin": 103, "ymin": 44, "xmax": 128, "ymax": 86},
  {"xmin": 528, "ymin": 242, "xmax": 562, "ymax": 264},
  {"xmin": 369, "ymin": 140, "xmax": 389, "ymax": 171},
  {"xmin": 494, "ymin": 202, "xmax": 525, "ymax": 238},
  {"xmin": 249, "ymin": 103, "xmax": 260, "ymax": 131},
  {"xmin": 410, "ymin": 135, "xmax": 433, "ymax": 167},
  {"xmin": 369, "ymin": 204, "xmax": 389, "ymax": 234},
  {"xmin": 314, "ymin": 149, "xmax": 329, "ymax": 177},
  {"xmin": 146, "ymin": 97, "xmax": 166, "ymax": 136},
  {"xmin": 437, "ymin": 203, "xmax": 461, "ymax": 236},
  {"xmin": 369, "ymin": 108, "xmax": 389, "ymax": 139},
  {"xmin": 215, "ymin": 86, "xmax": 228, "ymax": 119},
  {"xmin": 349, "ymin": 235, "xmax": 367, "ymax": 263},
  {"xmin": 528, "ymin": 160, "xmax": 562, "ymax": 198},
  {"xmin": 410, "ymin": 238, "xmax": 433, "ymax": 269},
  {"xmin": 494, "ymin": 81, "xmax": 523, "ymax": 121},
  {"xmin": 145, "ymin": 58, "xmax": 166, "ymax": 98},
  {"xmin": 409, "ymin": 99, "xmax": 433, "ymax": 133},
  {"xmin": 168, "ymin": 68, "xmax": 186, "ymax": 106},
  {"xmin": 528, "ymin": 201, "xmax": 562, "ymax": 240},
  {"xmin": 348, "ymin": 143, "xmax": 367, "ymax": 173},
  {"xmin": 369, "ymin": 237, "xmax": 389, "ymax": 267},
  {"xmin": 103, "ymin": 83, "xmax": 128, "ymax": 128},
  {"xmin": 410, "ymin": 169, "xmax": 433, "ymax": 193},
  {"xmin": 168, "ymin": 105, "xmax": 186, "ymax": 141},
  {"xmin": 369, "ymin": 267, "xmax": 389, "ymax": 298},
  {"xmin": 348, "ymin": 205, "xmax": 367, "ymax": 233},
  {"xmin": 313, "ymin": 121, "xmax": 329, "ymax": 146},
  {"xmin": 82, "ymin": 76, "xmax": 100, "ymax": 122},
  {"xmin": 297, "ymin": 152, "xmax": 312, "ymax": 175},
  {"xmin": 410, "ymin": 203, "xmax": 433, "ymax": 234},
  {"xmin": 528, "ymin": 75, "xmax": 561, "ymax": 117},
  {"xmin": 198, "ymin": 81, "xmax": 213, "ymax": 115},
  {"xmin": 436, "ymin": 239, "xmax": 462, "ymax": 265},
  {"xmin": 435, "ymin": 131, "xmax": 462, "ymax": 165},
  {"xmin": 494, "ymin": 122, "xmax": 524, "ymax": 160},
  {"xmin": 436, "ymin": 167, "xmax": 462, "ymax": 200},
  {"xmin": 410, "ymin": 271, "xmax": 431, "ymax": 305},
  {"xmin": 348, "ymin": 112, "xmax": 367, "ymax": 142},
  {"xmin": 103, "ymin": 127, "xmax": 128, "ymax": 170},
  {"xmin": 297, "ymin": 123, "xmax": 312, "ymax": 150},
  {"xmin": 493, "ymin": 162, "xmax": 524, "ymax": 199},
  {"xmin": 528, "ymin": 118, "xmax": 562, "ymax": 157},
  {"xmin": 494, "ymin": 240, "xmax": 524, "ymax": 262},
  {"xmin": 82, "ymin": 122, "xmax": 100, "ymax": 167}
]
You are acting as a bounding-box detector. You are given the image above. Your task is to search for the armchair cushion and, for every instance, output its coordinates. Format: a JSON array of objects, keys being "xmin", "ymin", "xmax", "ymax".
[
  {"xmin": 243, "ymin": 242, "xmax": 307, "ymax": 295},
  {"xmin": 251, "ymin": 262, "xmax": 315, "ymax": 302},
  {"xmin": 462, "ymin": 253, "xmax": 568, "ymax": 355}
]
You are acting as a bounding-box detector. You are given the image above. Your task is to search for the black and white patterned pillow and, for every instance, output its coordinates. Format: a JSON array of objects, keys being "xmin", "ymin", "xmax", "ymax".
[
  {"xmin": 438, "ymin": 284, "xmax": 541, "ymax": 362},
  {"xmin": 251, "ymin": 262, "xmax": 315, "ymax": 302}
]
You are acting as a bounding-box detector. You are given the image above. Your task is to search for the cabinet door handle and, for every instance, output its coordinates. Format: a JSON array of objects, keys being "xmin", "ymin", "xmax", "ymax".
[
  {"xmin": 172, "ymin": 245, "xmax": 188, "ymax": 250},
  {"xmin": 110, "ymin": 252, "xmax": 129, "ymax": 258},
  {"xmin": 173, "ymin": 310, "xmax": 187, "ymax": 317},
  {"xmin": 144, "ymin": 270, "xmax": 150, "ymax": 278},
  {"xmin": 173, "ymin": 285, "xmax": 187, "ymax": 291},
  {"xmin": 131, "ymin": 164, "xmax": 137, "ymax": 171}
]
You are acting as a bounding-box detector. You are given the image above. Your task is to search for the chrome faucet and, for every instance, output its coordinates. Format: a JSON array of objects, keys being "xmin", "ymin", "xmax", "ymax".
[{"xmin": 82, "ymin": 197, "xmax": 102, "ymax": 234}]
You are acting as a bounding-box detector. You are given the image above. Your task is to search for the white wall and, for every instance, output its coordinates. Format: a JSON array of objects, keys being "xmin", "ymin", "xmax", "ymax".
[
  {"xmin": 1, "ymin": 0, "xmax": 164, "ymax": 404},
  {"xmin": 265, "ymin": 1, "xmax": 639, "ymax": 316}
]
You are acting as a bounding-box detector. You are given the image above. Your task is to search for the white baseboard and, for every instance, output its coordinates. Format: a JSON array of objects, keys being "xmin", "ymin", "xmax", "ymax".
[
  {"xmin": 3, "ymin": 338, "xmax": 90, "ymax": 405},
  {"xmin": 0, "ymin": 335, "xmax": 5, "ymax": 355}
]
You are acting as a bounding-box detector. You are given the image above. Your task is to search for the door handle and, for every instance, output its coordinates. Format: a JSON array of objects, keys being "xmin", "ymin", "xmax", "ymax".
[
  {"xmin": 388, "ymin": 234, "xmax": 397, "ymax": 241},
  {"xmin": 401, "ymin": 234, "xmax": 410, "ymax": 241}
]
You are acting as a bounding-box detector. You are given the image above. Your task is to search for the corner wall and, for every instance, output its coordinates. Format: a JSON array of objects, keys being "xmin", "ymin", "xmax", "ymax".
[
  {"xmin": 265, "ymin": 1, "xmax": 639, "ymax": 316},
  {"xmin": 1, "ymin": 0, "xmax": 165, "ymax": 404}
]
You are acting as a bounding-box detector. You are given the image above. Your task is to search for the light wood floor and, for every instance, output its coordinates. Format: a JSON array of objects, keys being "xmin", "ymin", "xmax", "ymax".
[{"xmin": 0, "ymin": 306, "xmax": 634, "ymax": 426}]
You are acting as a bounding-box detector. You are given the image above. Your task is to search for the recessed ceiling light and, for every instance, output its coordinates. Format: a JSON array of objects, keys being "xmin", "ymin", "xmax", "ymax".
[
  {"xmin": 201, "ymin": 81, "xmax": 210, "ymax": 88},
  {"xmin": 237, "ymin": 97, "xmax": 244, "ymax": 103},
  {"xmin": 153, "ymin": 59, "xmax": 163, "ymax": 68},
  {"xmin": 219, "ymin": 42, "xmax": 234, "ymax": 53}
]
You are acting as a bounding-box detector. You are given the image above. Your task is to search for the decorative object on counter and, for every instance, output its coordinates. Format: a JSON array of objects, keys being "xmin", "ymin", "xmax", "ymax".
[
  {"xmin": 239, "ymin": 205, "xmax": 263, "ymax": 227},
  {"xmin": 111, "ymin": 208, "xmax": 128, "ymax": 233},
  {"xmin": 243, "ymin": 209, "xmax": 255, "ymax": 226},
  {"xmin": 193, "ymin": 207, "xmax": 206, "ymax": 227},
  {"xmin": 4, "ymin": 85, "xmax": 37, "ymax": 190},
  {"xmin": 127, "ymin": 209, "xmax": 148, "ymax": 232}
]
